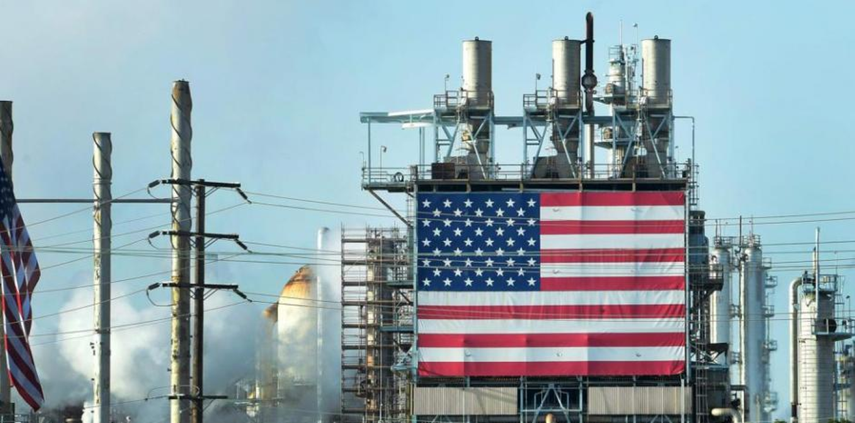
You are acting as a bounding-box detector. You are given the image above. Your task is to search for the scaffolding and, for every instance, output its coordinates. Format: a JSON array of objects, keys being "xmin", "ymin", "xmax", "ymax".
[{"xmin": 341, "ymin": 227, "xmax": 414, "ymax": 423}]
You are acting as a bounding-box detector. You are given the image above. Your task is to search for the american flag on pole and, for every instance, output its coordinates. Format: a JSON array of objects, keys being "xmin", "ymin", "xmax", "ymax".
[
  {"xmin": 0, "ymin": 164, "xmax": 44, "ymax": 409},
  {"xmin": 415, "ymin": 191, "xmax": 686, "ymax": 377}
]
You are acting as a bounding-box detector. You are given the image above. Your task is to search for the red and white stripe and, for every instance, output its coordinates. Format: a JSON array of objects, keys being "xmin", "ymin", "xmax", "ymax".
[
  {"xmin": 1, "ymin": 208, "xmax": 44, "ymax": 410},
  {"xmin": 417, "ymin": 191, "xmax": 686, "ymax": 377},
  {"xmin": 10, "ymin": 206, "xmax": 40, "ymax": 336}
]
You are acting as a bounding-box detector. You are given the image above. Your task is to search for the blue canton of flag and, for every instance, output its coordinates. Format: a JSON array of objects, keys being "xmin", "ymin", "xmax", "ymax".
[{"xmin": 416, "ymin": 192, "xmax": 540, "ymax": 291}]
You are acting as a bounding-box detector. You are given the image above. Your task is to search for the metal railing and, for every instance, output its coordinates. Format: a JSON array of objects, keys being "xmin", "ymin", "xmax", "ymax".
[
  {"xmin": 765, "ymin": 275, "xmax": 779, "ymax": 288},
  {"xmin": 763, "ymin": 304, "xmax": 775, "ymax": 318},
  {"xmin": 433, "ymin": 91, "xmax": 459, "ymax": 110},
  {"xmin": 433, "ymin": 90, "xmax": 495, "ymax": 110},
  {"xmin": 730, "ymin": 304, "xmax": 740, "ymax": 318},
  {"xmin": 812, "ymin": 317, "xmax": 855, "ymax": 339},
  {"xmin": 764, "ymin": 339, "xmax": 778, "ymax": 352},
  {"xmin": 764, "ymin": 391, "xmax": 779, "ymax": 409},
  {"xmin": 362, "ymin": 162, "xmax": 692, "ymax": 186},
  {"xmin": 522, "ymin": 89, "xmax": 583, "ymax": 111}
]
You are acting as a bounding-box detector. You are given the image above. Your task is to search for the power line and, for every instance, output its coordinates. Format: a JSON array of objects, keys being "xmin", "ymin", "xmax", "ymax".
[
  {"xmin": 236, "ymin": 186, "xmax": 855, "ymax": 228},
  {"xmin": 243, "ymin": 191, "xmax": 399, "ymax": 212},
  {"xmin": 250, "ymin": 201, "xmax": 397, "ymax": 219},
  {"xmin": 19, "ymin": 186, "xmax": 150, "ymax": 228},
  {"xmin": 29, "ymin": 300, "xmax": 251, "ymax": 346}
]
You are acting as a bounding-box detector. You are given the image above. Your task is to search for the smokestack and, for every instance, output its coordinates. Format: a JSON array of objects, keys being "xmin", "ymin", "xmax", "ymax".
[
  {"xmin": 581, "ymin": 12, "xmax": 598, "ymax": 179},
  {"xmin": 170, "ymin": 80, "xmax": 193, "ymax": 423},
  {"xmin": 0, "ymin": 100, "xmax": 10, "ymax": 414},
  {"xmin": 0, "ymin": 101, "xmax": 12, "ymax": 180},
  {"xmin": 462, "ymin": 38, "xmax": 492, "ymax": 109},
  {"xmin": 93, "ymin": 132, "xmax": 113, "ymax": 423},
  {"xmin": 459, "ymin": 38, "xmax": 493, "ymax": 179},
  {"xmin": 582, "ymin": 12, "xmax": 597, "ymax": 112}
]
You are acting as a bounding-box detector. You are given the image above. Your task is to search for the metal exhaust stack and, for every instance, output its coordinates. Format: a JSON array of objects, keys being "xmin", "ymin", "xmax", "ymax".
[
  {"xmin": 0, "ymin": 101, "xmax": 11, "ymax": 415},
  {"xmin": 462, "ymin": 38, "xmax": 492, "ymax": 109},
  {"xmin": 640, "ymin": 37, "xmax": 672, "ymax": 177},
  {"xmin": 459, "ymin": 37, "xmax": 493, "ymax": 179},
  {"xmin": 0, "ymin": 101, "xmax": 13, "ymax": 181},
  {"xmin": 170, "ymin": 80, "xmax": 193, "ymax": 423},
  {"xmin": 552, "ymin": 37, "xmax": 582, "ymax": 108},
  {"xmin": 581, "ymin": 12, "xmax": 598, "ymax": 178},
  {"xmin": 92, "ymin": 132, "xmax": 112, "ymax": 423},
  {"xmin": 549, "ymin": 38, "xmax": 582, "ymax": 177}
]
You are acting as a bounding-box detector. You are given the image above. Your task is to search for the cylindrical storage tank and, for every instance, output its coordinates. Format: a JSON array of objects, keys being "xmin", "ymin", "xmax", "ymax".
[
  {"xmin": 798, "ymin": 282, "xmax": 836, "ymax": 423},
  {"xmin": 710, "ymin": 239, "xmax": 733, "ymax": 366},
  {"xmin": 277, "ymin": 266, "xmax": 318, "ymax": 392},
  {"xmin": 838, "ymin": 347, "xmax": 855, "ymax": 421},
  {"xmin": 641, "ymin": 37, "xmax": 671, "ymax": 108},
  {"xmin": 462, "ymin": 38, "xmax": 492, "ymax": 108},
  {"xmin": 551, "ymin": 38, "xmax": 582, "ymax": 109},
  {"xmin": 848, "ymin": 347, "xmax": 855, "ymax": 422},
  {"xmin": 607, "ymin": 47, "xmax": 626, "ymax": 90},
  {"xmin": 740, "ymin": 239, "xmax": 768, "ymax": 423}
]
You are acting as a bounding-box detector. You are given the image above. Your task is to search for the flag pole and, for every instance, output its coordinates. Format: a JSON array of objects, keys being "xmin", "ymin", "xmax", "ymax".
[
  {"xmin": 0, "ymin": 101, "xmax": 13, "ymax": 418},
  {"xmin": 92, "ymin": 132, "xmax": 112, "ymax": 423}
]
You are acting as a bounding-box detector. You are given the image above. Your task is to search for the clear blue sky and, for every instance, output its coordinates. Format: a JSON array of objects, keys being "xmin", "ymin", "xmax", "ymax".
[{"xmin": 1, "ymin": 0, "xmax": 854, "ymax": 419}]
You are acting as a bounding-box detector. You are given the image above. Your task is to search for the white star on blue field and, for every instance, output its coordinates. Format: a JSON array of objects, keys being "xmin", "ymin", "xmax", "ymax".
[{"xmin": 416, "ymin": 193, "xmax": 541, "ymax": 291}]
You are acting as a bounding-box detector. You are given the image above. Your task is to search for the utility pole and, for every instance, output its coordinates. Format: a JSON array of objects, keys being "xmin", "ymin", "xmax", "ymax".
[
  {"xmin": 0, "ymin": 101, "xmax": 12, "ymax": 418},
  {"xmin": 150, "ymin": 178, "xmax": 248, "ymax": 423},
  {"xmin": 170, "ymin": 80, "xmax": 193, "ymax": 423},
  {"xmin": 92, "ymin": 132, "xmax": 112, "ymax": 423},
  {"xmin": 191, "ymin": 182, "xmax": 205, "ymax": 423},
  {"xmin": 0, "ymin": 100, "xmax": 170, "ymax": 423}
]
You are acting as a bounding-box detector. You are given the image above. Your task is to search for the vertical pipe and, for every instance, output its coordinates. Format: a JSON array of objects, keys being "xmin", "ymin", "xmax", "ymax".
[
  {"xmin": 170, "ymin": 80, "xmax": 193, "ymax": 423},
  {"xmin": 317, "ymin": 227, "xmax": 329, "ymax": 423},
  {"xmin": 790, "ymin": 276, "xmax": 803, "ymax": 423},
  {"xmin": 0, "ymin": 101, "xmax": 13, "ymax": 181},
  {"xmin": 0, "ymin": 101, "xmax": 11, "ymax": 414},
  {"xmin": 814, "ymin": 227, "xmax": 821, "ymax": 423},
  {"xmin": 191, "ymin": 182, "xmax": 205, "ymax": 423},
  {"xmin": 582, "ymin": 12, "xmax": 597, "ymax": 179},
  {"xmin": 586, "ymin": 125, "xmax": 595, "ymax": 178},
  {"xmin": 367, "ymin": 121, "xmax": 372, "ymax": 183},
  {"xmin": 710, "ymin": 240, "xmax": 732, "ymax": 366},
  {"xmin": 815, "ymin": 228, "xmax": 820, "ymax": 282},
  {"xmin": 93, "ymin": 132, "xmax": 112, "ymax": 423}
]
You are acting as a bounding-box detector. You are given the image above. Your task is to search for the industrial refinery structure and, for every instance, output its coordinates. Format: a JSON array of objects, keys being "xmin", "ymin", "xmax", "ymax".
[
  {"xmin": 1, "ymin": 9, "xmax": 853, "ymax": 423},
  {"xmin": 332, "ymin": 12, "xmax": 855, "ymax": 423}
]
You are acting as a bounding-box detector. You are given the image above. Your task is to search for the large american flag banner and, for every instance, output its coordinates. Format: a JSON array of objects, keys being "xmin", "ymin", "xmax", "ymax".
[
  {"xmin": 0, "ymin": 164, "xmax": 44, "ymax": 410},
  {"xmin": 415, "ymin": 191, "xmax": 686, "ymax": 377}
]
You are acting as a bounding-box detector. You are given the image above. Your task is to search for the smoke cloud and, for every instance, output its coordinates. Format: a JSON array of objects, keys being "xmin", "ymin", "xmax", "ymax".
[{"xmin": 34, "ymin": 260, "xmax": 260, "ymax": 423}]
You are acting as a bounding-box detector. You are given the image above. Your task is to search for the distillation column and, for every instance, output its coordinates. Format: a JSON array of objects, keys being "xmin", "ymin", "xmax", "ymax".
[
  {"xmin": 797, "ymin": 276, "xmax": 838, "ymax": 423},
  {"xmin": 739, "ymin": 236, "xmax": 769, "ymax": 423},
  {"xmin": 710, "ymin": 237, "xmax": 734, "ymax": 367}
]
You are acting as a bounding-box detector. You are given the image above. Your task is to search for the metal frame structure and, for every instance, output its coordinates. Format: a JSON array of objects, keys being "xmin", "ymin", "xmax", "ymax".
[
  {"xmin": 341, "ymin": 227, "xmax": 414, "ymax": 423},
  {"xmin": 347, "ymin": 30, "xmax": 719, "ymax": 423}
]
